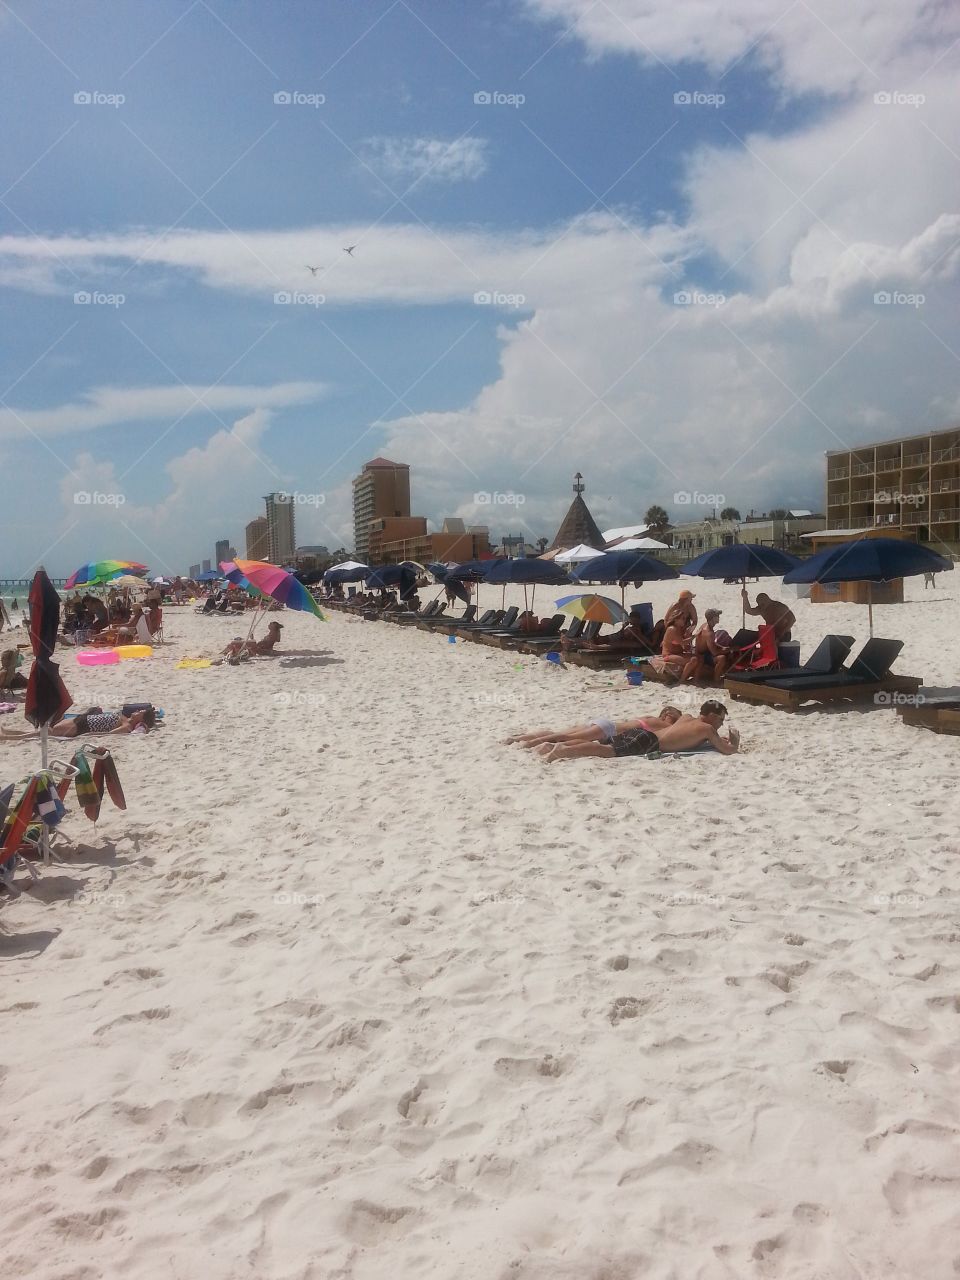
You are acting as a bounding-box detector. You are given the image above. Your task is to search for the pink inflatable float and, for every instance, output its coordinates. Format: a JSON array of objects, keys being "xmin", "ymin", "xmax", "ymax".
[{"xmin": 76, "ymin": 649, "xmax": 120, "ymax": 666}]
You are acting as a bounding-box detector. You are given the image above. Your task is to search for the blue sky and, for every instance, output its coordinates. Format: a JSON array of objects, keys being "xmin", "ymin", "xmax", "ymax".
[{"xmin": 1, "ymin": 0, "xmax": 958, "ymax": 575}]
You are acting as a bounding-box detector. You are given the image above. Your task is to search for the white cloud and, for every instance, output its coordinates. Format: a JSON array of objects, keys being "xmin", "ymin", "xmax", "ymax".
[
  {"xmin": 523, "ymin": 0, "xmax": 960, "ymax": 97},
  {"xmin": 5, "ymin": 2, "xmax": 958, "ymax": 555},
  {"xmin": 0, "ymin": 381, "xmax": 326, "ymax": 441},
  {"xmin": 360, "ymin": 135, "xmax": 489, "ymax": 185}
]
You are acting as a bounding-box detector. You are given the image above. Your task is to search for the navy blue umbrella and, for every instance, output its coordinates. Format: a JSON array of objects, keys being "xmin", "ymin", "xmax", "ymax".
[
  {"xmin": 366, "ymin": 564, "xmax": 418, "ymax": 600},
  {"xmin": 323, "ymin": 564, "xmax": 368, "ymax": 584},
  {"xmin": 572, "ymin": 551, "xmax": 678, "ymax": 585},
  {"xmin": 572, "ymin": 550, "xmax": 678, "ymax": 609},
  {"xmin": 783, "ymin": 536, "xmax": 953, "ymax": 634},
  {"xmin": 484, "ymin": 557, "xmax": 571, "ymax": 612},
  {"xmin": 196, "ymin": 568, "xmax": 222, "ymax": 583},
  {"xmin": 682, "ymin": 543, "xmax": 802, "ymax": 627},
  {"xmin": 681, "ymin": 544, "xmax": 801, "ymax": 580},
  {"xmin": 427, "ymin": 562, "xmax": 449, "ymax": 581}
]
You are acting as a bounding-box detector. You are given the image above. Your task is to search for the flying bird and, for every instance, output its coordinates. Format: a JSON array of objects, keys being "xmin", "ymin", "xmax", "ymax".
[
  {"xmin": 342, "ymin": 245, "xmax": 357, "ymax": 257},
  {"xmin": 305, "ymin": 264, "xmax": 322, "ymax": 275}
]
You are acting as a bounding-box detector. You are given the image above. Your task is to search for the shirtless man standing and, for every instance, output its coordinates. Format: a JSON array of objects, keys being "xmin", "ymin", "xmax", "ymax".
[
  {"xmin": 539, "ymin": 699, "xmax": 739, "ymax": 763},
  {"xmin": 741, "ymin": 590, "xmax": 795, "ymax": 641}
]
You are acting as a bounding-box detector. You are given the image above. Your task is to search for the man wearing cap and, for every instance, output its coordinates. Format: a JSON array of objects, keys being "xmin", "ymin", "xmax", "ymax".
[{"xmin": 681, "ymin": 607, "xmax": 731, "ymax": 683}]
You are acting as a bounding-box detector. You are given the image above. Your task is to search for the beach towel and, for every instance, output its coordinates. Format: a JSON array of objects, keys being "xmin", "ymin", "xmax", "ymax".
[
  {"xmin": 72, "ymin": 752, "xmax": 100, "ymax": 818},
  {"xmin": 1, "ymin": 777, "xmax": 39, "ymax": 860},
  {"xmin": 34, "ymin": 771, "xmax": 66, "ymax": 827},
  {"xmin": 176, "ymin": 658, "xmax": 211, "ymax": 669},
  {"xmin": 93, "ymin": 756, "xmax": 126, "ymax": 812}
]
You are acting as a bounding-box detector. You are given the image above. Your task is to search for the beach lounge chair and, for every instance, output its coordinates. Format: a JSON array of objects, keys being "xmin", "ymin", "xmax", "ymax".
[
  {"xmin": 450, "ymin": 608, "xmax": 501, "ymax": 638},
  {"xmin": 460, "ymin": 607, "xmax": 516, "ymax": 641},
  {"xmin": 395, "ymin": 600, "xmax": 443, "ymax": 626},
  {"xmin": 497, "ymin": 614, "xmax": 565, "ymax": 651},
  {"xmin": 516, "ymin": 617, "xmax": 584, "ymax": 654},
  {"xmin": 726, "ymin": 638, "xmax": 920, "ymax": 709},
  {"xmin": 419, "ymin": 604, "xmax": 476, "ymax": 631},
  {"xmin": 897, "ymin": 695, "xmax": 960, "ymax": 736},
  {"xmin": 727, "ymin": 634, "xmax": 855, "ymax": 684},
  {"xmin": 475, "ymin": 610, "xmax": 540, "ymax": 647}
]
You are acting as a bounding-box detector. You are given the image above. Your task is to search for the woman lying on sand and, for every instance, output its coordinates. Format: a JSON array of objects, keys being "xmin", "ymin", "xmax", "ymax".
[
  {"xmin": 1, "ymin": 707, "xmax": 157, "ymax": 739},
  {"xmin": 506, "ymin": 704, "xmax": 682, "ymax": 750},
  {"xmin": 529, "ymin": 701, "xmax": 740, "ymax": 763}
]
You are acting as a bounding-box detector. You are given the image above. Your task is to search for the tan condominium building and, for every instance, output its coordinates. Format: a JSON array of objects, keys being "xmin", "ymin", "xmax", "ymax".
[
  {"xmin": 352, "ymin": 457, "xmax": 410, "ymax": 561},
  {"xmin": 264, "ymin": 492, "xmax": 296, "ymax": 565},
  {"xmin": 826, "ymin": 426, "xmax": 960, "ymax": 550},
  {"xmin": 245, "ymin": 516, "xmax": 269, "ymax": 560}
]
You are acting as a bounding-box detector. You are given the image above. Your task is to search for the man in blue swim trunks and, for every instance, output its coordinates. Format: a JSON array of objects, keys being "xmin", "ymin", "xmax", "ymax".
[{"xmin": 539, "ymin": 700, "xmax": 739, "ymax": 763}]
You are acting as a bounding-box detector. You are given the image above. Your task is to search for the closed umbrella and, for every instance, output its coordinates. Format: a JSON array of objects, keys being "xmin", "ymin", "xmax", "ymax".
[
  {"xmin": 25, "ymin": 569, "xmax": 72, "ymax": 864},
  {"xmin": 681, "ymin": 544, "xmax": 802, "ymax": 627},
  {"xmin": 783, "ymin": 537, "xmax": 952, "ymax": 636}
]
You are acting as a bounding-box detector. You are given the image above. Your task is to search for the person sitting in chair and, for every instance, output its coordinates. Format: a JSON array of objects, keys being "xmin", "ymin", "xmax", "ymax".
[{"xmin": 220, "ymin": 620, "xmax": 284, "ymax": 661}]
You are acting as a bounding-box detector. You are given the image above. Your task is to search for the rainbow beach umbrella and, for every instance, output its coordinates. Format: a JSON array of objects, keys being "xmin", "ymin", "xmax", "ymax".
[
  {"xmin": 555, "ymin": 593, "xmax": 629, "ymax": 625},
  {"xmin": 233, "ymin": 560, "xmax": 326, "ymax": 619},
  {"xmin": 66, "ymin": 560, "xmax": 148, "ymax": 589}
]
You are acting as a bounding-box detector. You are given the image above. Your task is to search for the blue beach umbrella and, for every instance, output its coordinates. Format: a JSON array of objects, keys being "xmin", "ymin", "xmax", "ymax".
[
  {"xmin": 783, "ymin": 536, "xmax": 952, "ymax": 635},
  {"xmin": 682, "ymin": 543, "xmax": 802, "ymax": 626},
  {"xmin": 484, "ymin": 557, "xmax": 571, "ymax": 611},
  {"xmin": 572, "ymin": 550, "xmax": 678, "ymax": 609}
]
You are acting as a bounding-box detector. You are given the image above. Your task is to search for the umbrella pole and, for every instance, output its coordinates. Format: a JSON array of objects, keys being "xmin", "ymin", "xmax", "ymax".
[
  {"xmin": 40, "ymin": 723, "xmax": 50, "ymax": 865},
  {"xmin": 243, "ymin": 599, "xmax": 267, "ymax": 647},
  {"xmin": 868, "ymin": 583, "xmax": 874, "ymax": 638},
  {"xmin": 741, "ymin": 577, "xmax": 746, "ymax": 630}
]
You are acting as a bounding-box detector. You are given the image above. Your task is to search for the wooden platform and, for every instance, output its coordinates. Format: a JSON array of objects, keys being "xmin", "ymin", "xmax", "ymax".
[
  {"xmin": 725, "ymin": 673, "xmax": 922, "ymax": 709},
  {"xmin": 897, "ymin": 704, "xmax": 960, "ymax": 735}
]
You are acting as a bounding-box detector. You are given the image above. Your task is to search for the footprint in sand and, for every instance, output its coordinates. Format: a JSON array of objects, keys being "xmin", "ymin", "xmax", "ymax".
[
  {"xmin": 609, "ymin": 996, "xmax": 653, "ymax": 1024},
  {"xmin": 494, "ymin": 1054, "xmax": 565, "ymax": 1081},
  {"xmin": 104, "ymin": 967, "xmax": 163, "ymax": 986},
  {"xmin": 94, "ymin": 1007, "xmax": 171, "ymax": 1036}
]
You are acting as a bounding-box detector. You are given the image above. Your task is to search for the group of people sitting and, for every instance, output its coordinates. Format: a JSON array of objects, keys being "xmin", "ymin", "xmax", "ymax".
[
  {"xmin": 61, "ymin": 594, "xmax": 163, "ymax": 647},
  {"xmin": 507, "ymin": 699, "xmax": 740, "ymax": 762},
  {"xmin": 618, "ymin": 587, "xmax": 796, "ymax": 683}
]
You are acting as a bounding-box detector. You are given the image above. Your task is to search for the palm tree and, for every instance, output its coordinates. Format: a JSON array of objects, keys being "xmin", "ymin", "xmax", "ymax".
[
  {"xmin": 768, "ymin": 508, "xmax": 789, "ymax": 519},
  {"xmin": 535, "ymin": 537, "xmax": 549, "ymax": 554},
  {"xmin": 644, "ymin": 504, "xmax": 669, "ymax": 533},
  {"xmin": 720, "ymin": 506, "xmax": 741, "ymax": 521}
]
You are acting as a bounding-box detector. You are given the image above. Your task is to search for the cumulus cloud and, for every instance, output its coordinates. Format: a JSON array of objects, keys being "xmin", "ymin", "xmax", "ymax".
[
  {"xmin": 5, "ymin": 0, "xmax": 958, "ymax": 552},
  {"xmin": 360, "ymin": 135, "xmax": 489, "ymax": 185},
  {"xmin": 523, "ymin": 0, "xmax": 960, "ymax": 97},
  {"xmin": 0, "ymin": 381, "xmax": 327, "ymax": 442}
]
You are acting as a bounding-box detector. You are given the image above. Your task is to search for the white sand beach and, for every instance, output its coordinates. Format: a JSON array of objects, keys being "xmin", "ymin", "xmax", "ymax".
[{"xmin": 2, "ymin": 580, "xmax": 960, "ymax": 1279}]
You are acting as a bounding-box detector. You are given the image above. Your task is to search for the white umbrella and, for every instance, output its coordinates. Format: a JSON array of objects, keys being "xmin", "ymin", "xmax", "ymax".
[
  {"xmin": 607, "ymin": 536, "xmax": 669, "ymax": 551},
  {"xmin": 327, "ymin": 559, "xmax": 368, "ymax": 573},
  {"xmin": 555, "ymin": 543, "xmax": 605, "ymax": 563}
]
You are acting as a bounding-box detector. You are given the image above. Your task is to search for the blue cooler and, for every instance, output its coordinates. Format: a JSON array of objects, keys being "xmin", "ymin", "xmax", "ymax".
[{"xmin": 778, "ymin": 641, "xmax": 801, "ymax": 668}]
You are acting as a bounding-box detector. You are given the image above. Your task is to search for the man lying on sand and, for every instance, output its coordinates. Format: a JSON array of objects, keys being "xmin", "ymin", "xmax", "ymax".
[
  {"xmin": 506, "ymin": 704, "xmax": 682, "ymax": 749},
  {"xmin": 535, "ymin": 699, "xmax": 739, "ymax": 763}
]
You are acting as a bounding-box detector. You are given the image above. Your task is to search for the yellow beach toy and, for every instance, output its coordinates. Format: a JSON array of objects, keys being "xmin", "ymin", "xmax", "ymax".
[
  {"xmin": 176, "ymin": 658, "xmax": 212, "ymax": 669},
  {"xmin": 115, "ymin": 644, "xmax": 152, "ymax": 659}
]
